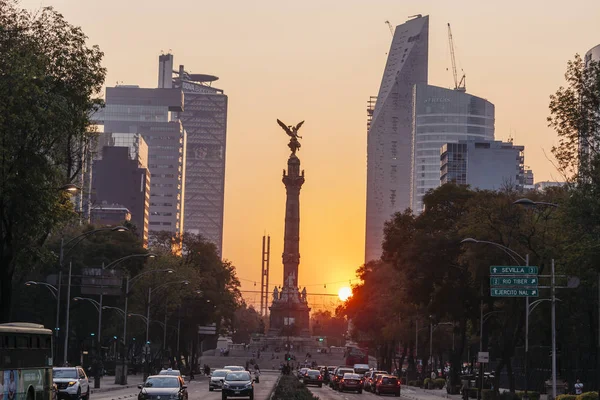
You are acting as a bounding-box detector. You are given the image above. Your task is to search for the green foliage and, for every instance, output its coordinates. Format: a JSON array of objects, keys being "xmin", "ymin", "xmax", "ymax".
[
  {"xmin": 232, "ymin": 304, "xmax": 262, "ymax": 344},
  {"xmin": 434, "ymin": 378, "xmax": 446, "ymax": 389},
  {"xmin": 408, "ymin": 380, "xmax": 418, "ymax": 386},
  {"xmin": 272, "ymin": 375, "xmax": 319, "ymax": 400},
  {"xmin": 482, "ymin": 389, "xmax": 496, "ymax": 400},
  {"xmin": 516, "ymin": 392, "xmax": 540, "ymax": 400},
  {"xmin": 498, "ymin": 392, "xmax": 519, "ymax": 400},
  {"xmin": 576, "ymin": 392, "xmax": 599, "ymax": 400},
  {"xmin": 556, "ymin": 395, "xmax": 577, "ymax": 400},
  {"xmin": 424, "ymin": 378, "xmax": 431, "ymax": 387},
  {"xmin": 0, "ymin": 0, "xmax": 106, "ymax": 322}
]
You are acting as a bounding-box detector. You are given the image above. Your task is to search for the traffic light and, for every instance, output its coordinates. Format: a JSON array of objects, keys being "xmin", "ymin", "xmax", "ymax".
[
  {"xmin": 318, "ymin": 338, "xmax": 324, "ymax": 342},
  {"xmin": 285, "ymin": 353, "xmax": 291, "ymax": 361},
  {"xmin": 90, "ymin": 333, "xmax": 95, "ymax": 336},
  {"xmin": 113, "ymin": 336, "xmax": 117, "ymax": 340}
]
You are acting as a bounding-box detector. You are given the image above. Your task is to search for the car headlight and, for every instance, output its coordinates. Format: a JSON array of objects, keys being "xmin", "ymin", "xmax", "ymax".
[
  {"xmin": 67, "ymin": 382, "xmax": 77, "ymax": 387},
  {"xmin": 223, "ymin": 383, "xmax": 230, "ymax": 389},
  {"xmin": 245, "ymin": 383, "xmax": 253, "ymax": 389}
]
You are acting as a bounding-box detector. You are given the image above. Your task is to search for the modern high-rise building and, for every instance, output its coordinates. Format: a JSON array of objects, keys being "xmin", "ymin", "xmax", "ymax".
[
  {"xmin": 410, "ymin": 84, "xmax": 495, "ymax": 211},
  {"xmin": 365, "ymin": 15, "xmax": 429, "ymax": 263},
  {"xmin": 158, "ymin": 54, "xmax": 228, "ymax": 255},
  {"xmin": 585, "ymin": 44, "xmax": 600, "ymax": 66},
  {"xmin": 91, "ymin": 145, "xmax": 150, "ymax": 243},
  {"xmin": 101, "ymin": 86, "xmax": 187, "ymax": 238},
  {"xmin": 440, "ymin": 140, "xmax": 524, "ymax": 191}
]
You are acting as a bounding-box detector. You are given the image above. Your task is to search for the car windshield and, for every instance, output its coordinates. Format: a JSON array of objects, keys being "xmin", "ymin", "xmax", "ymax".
[
  {"xmin": 53, "ymin": 370, "xmax": 77, "ymax": 379},
  {"xmin": 307, "ymin": 371, "xmax": 320, "ymax": 377},
  {"xmin": 143, "ymin": 377, "xmax": 180, "ymax": 388},
  {"xmin": 344, "ymin": 373, "xmax": 360, "ymax": 379},
  {"xmin": 212, "ymin": 371, "xmax": 229, "ymax": 377},
  {"xmin": 382, "ymin": 377, "xmax": 397, "ymax": 384},
  {"xmin": 226, "ymin": 372, "xmax": 251, "ymax": 381},
  {"xmin": 337, "ymin": 369, "xmax": 353, "ymax": 376}
]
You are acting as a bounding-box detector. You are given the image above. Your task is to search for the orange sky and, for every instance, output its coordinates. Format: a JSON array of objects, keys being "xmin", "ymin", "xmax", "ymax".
[{"xmin": 19, "ymin": 0, "xmax": 600, "ymax": 302}]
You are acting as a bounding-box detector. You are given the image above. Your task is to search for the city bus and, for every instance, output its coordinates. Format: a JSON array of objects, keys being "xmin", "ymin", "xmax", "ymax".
[{"xmin": 0, "ymin": 323, "xmax": 54, "ymax": 400}]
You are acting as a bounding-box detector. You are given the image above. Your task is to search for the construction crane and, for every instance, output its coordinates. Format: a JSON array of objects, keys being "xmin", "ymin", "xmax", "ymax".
[
  {"xmin": 385, "ymin": 20, "xmax": 394, "ymax": 36},
  {"xmin": 447, "ymin": 23, "xmax": 466, "ymax": 92}
]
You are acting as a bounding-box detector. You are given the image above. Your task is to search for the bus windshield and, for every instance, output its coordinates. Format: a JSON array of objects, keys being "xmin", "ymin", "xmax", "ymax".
[{"xmin": 0, "ymin": 323, "xmax": 54, "ymax": 400}]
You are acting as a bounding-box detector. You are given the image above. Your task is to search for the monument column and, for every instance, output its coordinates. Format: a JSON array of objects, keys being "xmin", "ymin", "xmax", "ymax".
[{"xmin": 282, "ymin": 155, "xmax": 304, "ymax": 289}]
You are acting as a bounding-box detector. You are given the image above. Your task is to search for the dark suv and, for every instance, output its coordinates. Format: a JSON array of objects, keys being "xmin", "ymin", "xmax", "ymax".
[{"xmin": 221, "ymin": 371, "xmax": 254, "ymax": 400}]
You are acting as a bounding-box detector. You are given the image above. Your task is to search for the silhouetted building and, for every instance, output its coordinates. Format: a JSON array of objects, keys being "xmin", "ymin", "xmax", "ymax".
[
  {"xmin": 440, "ymin": 140, "xmax": 524, "ymax": 191},
  {"xmin": 91, "ymin": 203, "xmax": 131, "ymax": 226},
  {"xmin": 92, "ymin": 146, "xmax": 150, "ymax": 244},
  {"xmin": 365, "ymin": 15, "xmax": 429, "ymax": 263},
  {"xmin": 100, "ymin": 85, "xmax": 187, "ymax": 237},
  {"xmin": 158, "ymin": 54, "xmax": 228, "ymax": 256},
  {"xmin": 410, "ymin": 84, "xmax": 495, "ymax": 212}
]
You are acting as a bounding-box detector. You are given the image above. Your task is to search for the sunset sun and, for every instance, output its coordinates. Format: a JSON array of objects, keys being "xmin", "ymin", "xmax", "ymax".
[{"xmin": 338, "ymin": 286, "xmax": 352, "ymax": 301}]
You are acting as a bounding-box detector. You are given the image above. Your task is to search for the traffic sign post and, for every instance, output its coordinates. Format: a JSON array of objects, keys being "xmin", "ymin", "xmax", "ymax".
[
  {"xmin": 490, "ymin": 266, "xmax": 538, "ymax": 275},
  {"xmin": 491, "ymin": 288, "xmax": 539, "ymax": 297},
  {"xmin": 490, "ymin": 277, "xmax": 538, "ymax": 286}
]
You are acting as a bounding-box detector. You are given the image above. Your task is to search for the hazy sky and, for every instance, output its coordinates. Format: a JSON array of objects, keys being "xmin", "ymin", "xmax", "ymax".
[{"xmin": 19, "ymin": 0, "xmax": 600, "ymax": 304}]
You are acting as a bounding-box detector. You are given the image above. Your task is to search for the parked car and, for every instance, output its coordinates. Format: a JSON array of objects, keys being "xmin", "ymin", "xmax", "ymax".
[
  {"xmin": 338, "ymin": 373, "xmax": 363, "ymax": 393},
  {"xmin": 374, "ymin": 374, "xmax": 400, "ymax": 397},
  {"xmin": 53, "ymin": 367, "xmax": 90, "ymax": 400},
  {"xmin": 137, "ymin": 375, "xmax": 188, "ymax": 400},
  {"xmin": 209, "ymin": 369, "xmax": 231, "ymax": 391},
  {"xmin": 331, "ymin": 367, "xmax": 354, "ymax": 390},
  {"xmin": 302, "ymin": 370, "xmax": 323, "ymax": 387},
  {"xmin": 221, "ymin": 371, "xmax": 254, "ymax": 400}
]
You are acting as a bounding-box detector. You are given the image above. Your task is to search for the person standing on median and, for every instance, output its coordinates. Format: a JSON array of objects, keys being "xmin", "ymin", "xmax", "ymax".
[{"xmin": 574, "ymin": 379, "xmax": 583, "ymax": 395}]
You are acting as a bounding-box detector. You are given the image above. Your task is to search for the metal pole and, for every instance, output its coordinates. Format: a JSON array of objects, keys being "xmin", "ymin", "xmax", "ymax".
[
  {"xmin": 55, "ymin": 238, "xmax": 64, "ymax": 366},
  {"xmin": 551, "ymin": 259, "xmax": 557, "ymax": 400},
  {"xmin": 598, "ymin": 272, "xmax": 600, "ymax": 391},
  {"xmin": 121, "ymin": 276, "xmax": 129, "ymax": 385},
  {"xmin": 63, "ymin": 261, "xmax": 72, "ymax": 365},
  {"xmin": 163, "ymin": 302, "xmax": 167, "ymax": 351},
  {"xmin": 176, "ymin": 312, "xmax": 181, "ymax": 355},
  {"xmin": 94, "ymin": 262, "xmax": 103, "ymax": 388},
  {"xmin": 478, "ymin": 282, "xmax": 483, "ymax": 400},
  {"xmin": 415, "ymin": 319, "xmax": 418, "ymax": 360},
  {"xmin": 525, "ymin": 254, "xmax": 530, "ymax": 397},
  {"xmin": 144, "ymin": 287, "xmax": 151, "ymax": 380},
  {"xmin": 429, "ymin": 321, "xmax": 433, "ymax": 374}
]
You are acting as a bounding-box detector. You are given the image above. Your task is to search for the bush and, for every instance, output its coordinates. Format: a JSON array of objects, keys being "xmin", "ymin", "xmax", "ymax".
[
  {"xmin": 556, "ymin": 395, "xmax": 577, "ymax": 400},
  {"xmin": 424, "ymin": 378, "xmax": 431, "ymax": 387},
  {"xmin": 482, "ymin": 389, "xmax": 496, "ymax": 400},
  {"xmin": 272, "ymin": 375, "xmax": 319, "ymax": 400},
  {"xmin": 434, "ymin": 378, "xmax": 446, "ymax": 389},
  {"xmin": 576, "ymin": 392, "xmax": 599, "ymax": 400},
  {"xmin": 408, "ymin": 380, "xmax": 417, "ymax": 386},
  {"xmin": 469, "ymin": 388, "xmax": 479, "ymax": 398},
  {"xmin": 517, "ymin": 391, "xmax": 541, "ymax": 400},
  {"xmin": 498, "ymin": 392, "xmax": 520, "ymax": 400}
]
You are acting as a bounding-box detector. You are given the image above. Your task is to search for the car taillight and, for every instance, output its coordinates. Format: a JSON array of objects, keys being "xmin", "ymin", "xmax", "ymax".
[
  {"xmin": 397, "ymin": 381, "xmax": 401, "ymax": 386},
  {"xmin": 340, "ymin": 379, "xmax": 344, "ymax": 383},
  {"xmin": 318, "ymin": 376, "xmax": 322, "ymax": 380}
]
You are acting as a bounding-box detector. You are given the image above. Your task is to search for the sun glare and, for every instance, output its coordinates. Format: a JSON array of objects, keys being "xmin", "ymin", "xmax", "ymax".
[{"xmin": 338, "ymin": 286, "xmax": 352, "ymax": 301}]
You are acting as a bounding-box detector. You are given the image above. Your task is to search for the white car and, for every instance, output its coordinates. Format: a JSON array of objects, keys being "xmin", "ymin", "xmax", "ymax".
[
  {"xmin": 53, "ymin": 367, "xmax": 90, "ymax": 400},
  {"xmin": 208, "ymin": 369, "xmax": 231, "ymax": 391},
  {"xmin": 223, "ymin": 366, "xmax": 245, "ymax": 372}
]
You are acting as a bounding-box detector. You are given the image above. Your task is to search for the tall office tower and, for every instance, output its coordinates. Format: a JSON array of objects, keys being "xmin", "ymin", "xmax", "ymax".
[
  {"xmin": 365, "ymin": 15, "xmax": 429, "ymax": 264},
  {"xmin": 102, "ymin": 86, "xmax": 187, "ymax": 238},
  {"xmin": 410, "ymin": 84, "xmax": 495, "ymax": 212},
  {"xmin": 580, "ymin": 44, "xmax": 600, "ymax": 168},
  {"xmin": 440, "ymin": 140, "xmax": 524, "ymax": 191},
  {"xmin": 158, "ymin": 54, "xmax": 228, "ymax": 256}
]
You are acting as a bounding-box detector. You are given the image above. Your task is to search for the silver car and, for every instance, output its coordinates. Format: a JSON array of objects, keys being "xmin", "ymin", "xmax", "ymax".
[{"xmin": 209, "ymin": 369, "xmax": 231, "ymax": 391}]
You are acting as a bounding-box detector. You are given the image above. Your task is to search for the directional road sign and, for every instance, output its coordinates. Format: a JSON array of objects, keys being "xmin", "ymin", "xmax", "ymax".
[
  {"xmin": 490, "ymin": 266, "xmax": 538, "ymax": 275},
  {"xmin": 490, "ymin": 288, "xmax": 539, "ymax": 297},
  {"xmin": 490, "ymin": 277, "xmax": 538, "ymax": 286}
]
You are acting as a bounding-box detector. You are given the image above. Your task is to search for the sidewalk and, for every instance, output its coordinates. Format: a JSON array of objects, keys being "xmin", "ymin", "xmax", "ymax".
[{"xmin": 402, "ymin": 386, "xmax": 549, "ymax": 400}]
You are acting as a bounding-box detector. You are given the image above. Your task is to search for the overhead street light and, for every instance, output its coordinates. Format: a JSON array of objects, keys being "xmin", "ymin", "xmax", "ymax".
[{"xmin": 513, "ymin": 198, "xmax": 559, "ymax": 208}]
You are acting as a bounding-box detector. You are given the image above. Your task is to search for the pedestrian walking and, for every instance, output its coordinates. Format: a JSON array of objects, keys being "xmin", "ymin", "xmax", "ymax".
[{"xmin": 574, "ymin": 379, "xmax": 583, "ymax": 395}]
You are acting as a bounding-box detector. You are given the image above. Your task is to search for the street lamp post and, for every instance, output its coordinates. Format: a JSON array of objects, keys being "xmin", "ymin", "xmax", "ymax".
[
  {"xmin": 142, "ymin": 280, "xmax": 189, "ymax": 380},
  {"xmin": 102, "ymin": 253, "xmax": 158, "ymax": 385},
  {"xmin": 25, "ymin": 281, "xmax": 58, "ymax": 362},
  {"xmin": 56, "ymin": 226, "xmax": 128, "ymax": 365}
]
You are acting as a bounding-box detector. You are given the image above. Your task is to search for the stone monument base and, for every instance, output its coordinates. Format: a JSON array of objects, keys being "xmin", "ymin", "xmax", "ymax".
[{"xmin": 268, "ymin": 287, "xmax": 311, "ymax": 337}]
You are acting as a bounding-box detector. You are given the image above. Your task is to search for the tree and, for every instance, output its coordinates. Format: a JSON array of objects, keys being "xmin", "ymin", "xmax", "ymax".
[
  {"xmin": 310, "ymin": 310, "xmax": 347, "ymax": 346},
  {"xmin": 232, "ymin": 304, "xmax": 262, "ymax": 344},
  {"xmin": 0, "ymin": 1, "xmax": 106, "ymax": 322}
]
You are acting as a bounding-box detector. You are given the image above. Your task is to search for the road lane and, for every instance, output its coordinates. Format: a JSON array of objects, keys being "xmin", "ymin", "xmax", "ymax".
[
  {"xmin": 91, "ymin": 386, "xmax": 140, "ymax": 400},
  {"xmin": 188, "ymin": 372, "xmax": 278, "ymax": 400},
  {"xmin": 307, "ymin": 381, "xmax": 407, "ymax": 400}
]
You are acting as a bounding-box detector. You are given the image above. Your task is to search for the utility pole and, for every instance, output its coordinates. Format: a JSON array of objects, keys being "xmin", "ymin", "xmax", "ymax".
[{"xmin": 551, "ymin": 259, "xmax": 557, "ymax": 400}]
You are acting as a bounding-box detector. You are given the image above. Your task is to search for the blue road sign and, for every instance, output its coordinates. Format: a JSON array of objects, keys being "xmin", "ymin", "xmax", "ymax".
[
  {"xmin": 490, "ymin": 288, "xmax": 539, "ymax": 297},
  {"xmin": 490, "ymin": 266, "xmax": 538, "ymax": 275}
]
